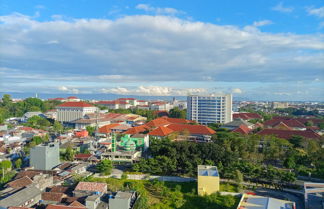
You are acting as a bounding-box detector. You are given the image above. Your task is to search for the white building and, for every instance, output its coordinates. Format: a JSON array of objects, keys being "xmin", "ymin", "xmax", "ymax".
[
  {"xmin": 56, "ymin": 102, "xmax": 97, "ymax": 123},
  {"xmin": 187, "ymin": 94, "xmax": 232, "ymax": 124}
]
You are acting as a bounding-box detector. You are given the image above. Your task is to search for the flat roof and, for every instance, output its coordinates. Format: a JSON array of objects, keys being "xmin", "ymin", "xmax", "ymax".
[{"xmin": 239, "ymin": 195, "xmax": 295, "ymax": 209}]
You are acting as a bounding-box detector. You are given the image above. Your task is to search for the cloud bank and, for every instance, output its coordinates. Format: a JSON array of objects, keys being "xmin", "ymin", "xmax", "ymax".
[{"xmin": 0, "ymin": 13, "xmax": 323, "ymax": 98}]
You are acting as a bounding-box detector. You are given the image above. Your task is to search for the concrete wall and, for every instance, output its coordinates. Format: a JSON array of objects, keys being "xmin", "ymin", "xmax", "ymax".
[{"xmin": 197, "ymin": 176, "xmax": 220, "ymax": 195}]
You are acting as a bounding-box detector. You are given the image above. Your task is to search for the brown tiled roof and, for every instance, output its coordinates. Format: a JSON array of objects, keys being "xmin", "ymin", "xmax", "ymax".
[
  {"xmin": 257, "ymin": 129, "xmax": 320, "ymax": 139},
  {"xmin": 264, "ymin": 119, "xmax": 306, "ymax": 128},
  {"xmin": 74, "ymin": 181, "xmax": 107, "ymax": 193},
  {"xmin": 232, "ymin": 125, "xmax": 251, "ymax": 134},
  {"xmin": 62, "ymin": 196, "xmax": 86, "ymax": 204},
  {"xmin": 50, "ymin": 186, "xmax": 71, "ymax": 194},
  {"xmin": 123, "ymin": 125, "xmax": 150, "ymax": 134},
  {"xmin": 57, "ymin": 102, "xmax": 94, "ymax": 108},
  {"xmin": 74, "ymin": 153, "xmax": 92, "ymax": 160},
  {"xmin": 15, "ymin": 170, "xmax": 41, "ymax": 180},
  {"xmin": 41, "ymin": 192, "xmax": 65, "ymax": 202},
  {"xmin": 9, "ymin": 207, "xmax": 33, "ymax": 209},
  {"xmin": 46, "ymin": 205, "xmax": 85, "ymax": 209},
  {"xmin": 8, "ymin": 176, "xmax": 33, "ymax": 189},
  {"xmin": 233, "ymin": 113, "xmax": 262, "ymax": 120},
  {"xmin": 69, "ymin": 201, "xmax": 85, "ymax": 207}
]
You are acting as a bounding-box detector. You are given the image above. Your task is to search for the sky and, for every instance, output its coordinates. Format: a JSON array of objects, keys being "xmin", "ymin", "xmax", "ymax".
[{"xmin": 0, "ymin": 0, "xmax": 323, "ymax": 101}]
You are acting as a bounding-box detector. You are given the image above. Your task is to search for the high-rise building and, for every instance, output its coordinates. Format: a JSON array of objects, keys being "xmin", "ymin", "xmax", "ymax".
[
  {"xmin": 187, "ymin": 94, "xmax": 232, "ymax": 124},
  {"xmin": 30, "ymin": 142, "xmax": 60, "ymax": 170},
  {"xmin": 56, "ymin": 101, "xmax": 97, "ymax": 123}
]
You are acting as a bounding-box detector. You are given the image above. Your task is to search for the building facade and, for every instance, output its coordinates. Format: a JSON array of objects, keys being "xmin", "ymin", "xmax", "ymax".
[
  {"xmin": 56, "ymin": 102, "xmax": 97, "ymax": 123},
  {"xmin": 187, "ymin": 94, "xmax": 232, "ymax": 124},
  {"xmin": 197, "ymin": 165, "xmax": 220, "ymax": 196},
  {"xmin": 30, "ymin": 143, "xmax": 60, "ymax": 170}
]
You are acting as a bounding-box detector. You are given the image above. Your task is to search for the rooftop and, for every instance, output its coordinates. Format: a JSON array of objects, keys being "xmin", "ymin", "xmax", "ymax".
[
  {"xmin": 238, "ymin": 194, "xmax": 295, "ymax": 209},
  {"xmin": 57, "ymin": 102, "xmax": 95, "ymax": 108},
  {"xmin": 198, "ymin": 165, "xmax": 219, "ymax": 177},
  {"xmin": 74, "ymin": 181, "xmax": 107, "ymax": 193}
]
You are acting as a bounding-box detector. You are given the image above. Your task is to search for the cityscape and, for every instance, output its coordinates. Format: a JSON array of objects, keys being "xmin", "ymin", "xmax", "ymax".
[{"xmin": 0, "ymin": 0, "xmax": 324, "ymax": 209}]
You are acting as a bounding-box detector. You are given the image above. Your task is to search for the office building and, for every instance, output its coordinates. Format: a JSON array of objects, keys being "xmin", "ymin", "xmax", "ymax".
[
  {"xmin": 56, "ymin": 101, "xmax": 97, "ymax": 123},
  {"xmin": 197, "ymin": 165, "xmax": 220, "ymax": 195},
  {"xmin": 187, "ymin": 94, "xmax": 232, "ymax": 124},
  {"xmin": 30, "ymin": 143, "xmax": 60, "ymax": 170}
]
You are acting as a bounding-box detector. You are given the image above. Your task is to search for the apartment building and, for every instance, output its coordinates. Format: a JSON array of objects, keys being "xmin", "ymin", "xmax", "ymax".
[
  {"xmin": 187, "ymin": 94, "xmax": 232, "ymax": 124},
  {"xmin": 56, "ymin": 102, "xmax": 97, "ymax": 123}
]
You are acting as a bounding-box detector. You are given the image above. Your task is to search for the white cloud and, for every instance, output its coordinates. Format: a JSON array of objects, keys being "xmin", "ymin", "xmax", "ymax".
[
  {"xmin": 101, "ymin": 86, "xmax": 207, "ymax": 96},
  {"xmin": 135, "ymin": 4, "xmax": 183, "ymax": 15},
  {"xmin": 232, "ymin": 88, "xmax": 243, "ymax": 94},
  {"xmin": 58, "ymin": 86, "xmax": 80, "ymax": 94},
  {"xmin": 0, "ymin": 13, "xmax": 323, "ymax": 96},
  {"xmin": 253, "ymin": 20, "xmax": 273, "ymax": 27},
  {"xmin": 272, "ymin": 2, "xmax": 294, "ymax": 13},
  {"xmin": 307, "ymin": 6, "xmax": 324, "ymax": 18}
]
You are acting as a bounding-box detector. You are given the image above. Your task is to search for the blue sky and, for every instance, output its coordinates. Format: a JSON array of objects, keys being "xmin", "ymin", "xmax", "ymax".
[{"xmin": 0, "ymin": 0, "xmax": 323, "ymax": 100}]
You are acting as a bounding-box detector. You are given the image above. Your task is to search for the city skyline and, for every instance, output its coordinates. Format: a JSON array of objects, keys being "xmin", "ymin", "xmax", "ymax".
[{"xmin": 0, "ymin": 0, "xmax": 323, "ymax": 101}]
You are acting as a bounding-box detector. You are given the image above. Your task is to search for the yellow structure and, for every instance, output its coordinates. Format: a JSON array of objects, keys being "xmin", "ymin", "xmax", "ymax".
[{"xmin": 197, "ymin": 165, "xmax": 220, "ymax": 195}]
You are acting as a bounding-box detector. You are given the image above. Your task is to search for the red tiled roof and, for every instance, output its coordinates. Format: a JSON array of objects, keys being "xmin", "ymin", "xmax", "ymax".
[
  {"xmin": 233, "ymin": 113, "xmax": 262, "ymax": 120},
  {"xmin": 137, "ymin": 100, "xmax": 146, "ymax": 102},
  {"xmin": 74, "ymin": 181, "xmax": 107, "ymax": 193},
  {"xmin": 167, "ymin": 124, "xmax": 216, "ymax": 135},
  {"xmin": 162, "ymin": 116, "xmax": 190, "ymax": 124},
  {"xmin": 67, "ymin": 96, "xmax": 78, "ymax": 99},
  {"xmin": 69, "ymin": 201, "xmax": 85, "ymax": 208},
  {"xmin": 49, "ymin": 98, "xmax": 65, "ymax": 101},
  {"xmin": 296, "ymin": 118, "xmax": 324, "ymax": 126},
  {"xmin": 257, "ymin": 129, "xmax": 320, "ymax": 139},
  {"xmin": 98, "ymin": 123, "xmax": 120, "ymax": 133},
  {"xmin": 74, "ymin": 153, "xmax": 92, "ymax": 160},
  {"xmin": 148, "ymin": 126, "xmax": 174, "ymax": 137},
  {"xmin": 232, "ymin": 125, "xmax": 251, "ymax": 134},
  {"xmin": 273, "ymin": 122, "xmax": 293, "ymax": 130},
  {"xmin": 123, "ymin": 125, "xmax": 150, "ymax": 134},
  {"xmin": 57, "ymin": 102, "xmax": 94, "ymax": 108},
  {"xmin": 41, "ymin": 192, "xmax": 65, "ymax": 201},
  {"xmin": 46, "ymin": 205, "xmax": 85, "ymax": 209},
  {"xmin": 264, "ymin": 119, "xmax": 306, "ymax": 128},
  {"xmin": 8, "ymin": 176, "xmax": 33, "ymax": 189},
  {"xmin": 145, "ymin": 118, "xmax": 171, "ymax": 128}
]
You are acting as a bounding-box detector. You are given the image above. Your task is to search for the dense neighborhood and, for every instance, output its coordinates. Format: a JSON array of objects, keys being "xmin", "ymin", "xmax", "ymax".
[{"xmin": 0, "ymin": 94, "xmax": 323, "ymax": 209}]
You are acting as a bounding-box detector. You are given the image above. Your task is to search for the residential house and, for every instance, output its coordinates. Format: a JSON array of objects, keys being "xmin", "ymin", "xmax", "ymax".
[
  {"xmin": 0, "ymin": 186, "xmax": 42, "ymax": 207},
  {"xmin": 73, "ymin": 182, "xmax": 107, "ymax": 197},
  {"xmin": 109, "ymin": 191, "xmax": 137, "ymax": 209}
]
